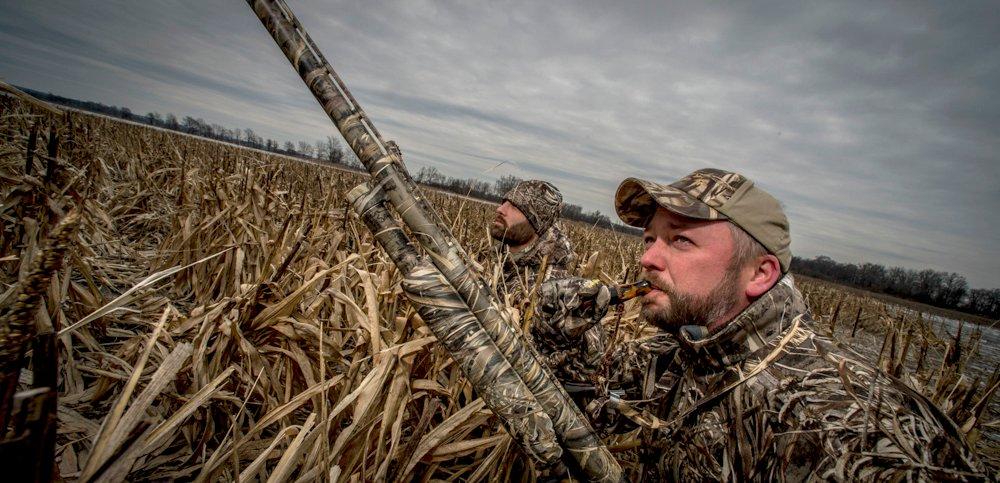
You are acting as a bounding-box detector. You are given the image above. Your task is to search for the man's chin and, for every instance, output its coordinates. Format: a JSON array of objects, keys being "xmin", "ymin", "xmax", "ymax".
[
  {"xmin": 490, "ymin": 221, "xmax": 535, "ymax": 247},
  {"xmin": 641, "ymin": 306, "xmax": 681, "ymax": 333}
]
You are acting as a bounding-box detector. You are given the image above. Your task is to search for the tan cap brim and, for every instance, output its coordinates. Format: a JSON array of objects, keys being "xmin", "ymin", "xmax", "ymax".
[{"xmin": 615, "ymin": 177, "xmax": 728, "ymax": 227}]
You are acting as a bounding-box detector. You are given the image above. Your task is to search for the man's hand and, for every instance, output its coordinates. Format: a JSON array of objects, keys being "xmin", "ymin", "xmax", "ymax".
[{"xmin": 534, "ymin": 278, "xmax": 612, "ymax": 339}]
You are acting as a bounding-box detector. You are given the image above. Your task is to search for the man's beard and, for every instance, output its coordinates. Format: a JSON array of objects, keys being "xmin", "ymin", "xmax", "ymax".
[
  {"xmin": 490, "ymin": 219, "xmax": 536, "ymax": 246},
  {"xmin": 641, "ymin": 265, "xmax": 742, "ymax": 333}
]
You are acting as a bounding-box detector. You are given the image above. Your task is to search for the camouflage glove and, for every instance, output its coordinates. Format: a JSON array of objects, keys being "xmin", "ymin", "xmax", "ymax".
[{"xmin": 535, "ymin": 277, "xmax": 612, "ymax": 340}]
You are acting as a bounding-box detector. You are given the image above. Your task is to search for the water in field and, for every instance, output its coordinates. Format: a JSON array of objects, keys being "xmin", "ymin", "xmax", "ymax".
[
  {"xmin": 927, "ymin": 315, "xmax": 1000, "ymax": 380},
  {"xmin": 865, "ymin": 305, "xmax": 999, "ymax": 379},
  {"xmin": 929, "ymin": 315, "xmax": 1000, "ymax": 443},
  {"xmin": 835, "ymin": 307, "xmax": 1000, "ymax": 444}
]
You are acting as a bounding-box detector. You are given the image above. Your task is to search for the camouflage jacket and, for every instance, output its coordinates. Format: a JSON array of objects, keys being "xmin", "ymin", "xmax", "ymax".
[
  {"xmin": 550, "ymin": 276, "xmax": 986, "ymax": 480},
  {"xmin": 496, "ymin": 226, "xmax": 607, "ymax": 387},
  {"xmin": 499, "ymin": 224, "xmax": 574, "ymax": 296}
]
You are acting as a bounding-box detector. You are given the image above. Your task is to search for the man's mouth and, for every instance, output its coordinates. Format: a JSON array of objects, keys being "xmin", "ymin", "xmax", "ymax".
[{"xmin": 640, "ymin": 278, "xmax": 665, "ymax": 300}]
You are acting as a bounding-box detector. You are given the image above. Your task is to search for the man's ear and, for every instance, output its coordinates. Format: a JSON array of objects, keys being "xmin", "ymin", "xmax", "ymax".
[{"xmin": 745, "ymin": 254, "xmax": 781, "ymax": 298}]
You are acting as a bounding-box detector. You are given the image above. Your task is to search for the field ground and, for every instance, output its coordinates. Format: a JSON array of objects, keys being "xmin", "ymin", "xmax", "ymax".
[
  {"xmin": 799, "ymin": 274, "xmax": 998, "ymax": 329},
  {"xmin": 1, "ymin": 94, "xmax": 997, "ymax": 480}
]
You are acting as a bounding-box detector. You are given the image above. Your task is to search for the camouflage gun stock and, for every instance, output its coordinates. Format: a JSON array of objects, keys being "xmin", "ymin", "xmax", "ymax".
[{"xmin": 246, "ymin": 1, "xmax": 623, "ymax": 480}]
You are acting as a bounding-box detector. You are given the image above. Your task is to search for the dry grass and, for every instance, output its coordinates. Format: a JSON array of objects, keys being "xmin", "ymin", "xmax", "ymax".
[{"xmin": 0, "ymin": 94, "xmax": 995, "ymax": 480}]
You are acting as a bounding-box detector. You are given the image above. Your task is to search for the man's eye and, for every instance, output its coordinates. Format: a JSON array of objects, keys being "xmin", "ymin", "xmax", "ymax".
[{"xmin": 672, "ymin": 236, "xmax": 692, "ymax": 246}]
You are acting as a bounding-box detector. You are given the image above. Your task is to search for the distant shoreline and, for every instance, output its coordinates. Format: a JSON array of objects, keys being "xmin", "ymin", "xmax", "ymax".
[{"xmin": 797, "ymin": 274, "xmax": 998, "ymax": 329}]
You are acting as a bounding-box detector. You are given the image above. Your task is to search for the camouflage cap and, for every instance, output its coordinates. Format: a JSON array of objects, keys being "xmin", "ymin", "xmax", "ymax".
[
  {"xmin": 504, "ymin": 180, "xmax": 563, "ymax": 234},
  {"xmin": 615, "ymin": 168, "xmax": 791, "ymax": 272}
]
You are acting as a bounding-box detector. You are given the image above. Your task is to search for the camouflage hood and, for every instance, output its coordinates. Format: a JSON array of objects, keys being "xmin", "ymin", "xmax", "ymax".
[{"xmin": 503, "ymin": 180, "xmax": 563, "ymax": 234}]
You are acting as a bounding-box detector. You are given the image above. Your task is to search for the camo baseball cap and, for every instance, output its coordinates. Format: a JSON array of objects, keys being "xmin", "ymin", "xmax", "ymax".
[
  {"xmin": 503, "ymin": 180, "xmax": 563, "ymax": 234},
  {"xmin": 615, "ymin": 168, "xmax": 791, "ymax": 272}
]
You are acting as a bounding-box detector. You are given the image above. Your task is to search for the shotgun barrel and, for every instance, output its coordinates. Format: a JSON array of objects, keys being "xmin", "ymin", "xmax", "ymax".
[{"xmin": 246, "ymin": 1, "xmax": 623, "ymax": 480}]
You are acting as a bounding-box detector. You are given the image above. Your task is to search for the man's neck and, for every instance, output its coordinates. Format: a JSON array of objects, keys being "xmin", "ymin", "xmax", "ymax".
[
  {"xmin": 706, "ymin": 301, "xmax": 749, "ymax": 334},
  {"xmin": 506, "ymin": 233, "xmax": 539, "ymax": 254},
  {"xmin": 705, "ymin": 277, "xmax": 782, "ymax": 333}
]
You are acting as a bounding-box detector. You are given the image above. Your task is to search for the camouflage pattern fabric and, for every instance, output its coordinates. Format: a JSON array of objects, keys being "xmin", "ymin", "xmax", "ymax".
[
  {"xmin": 536, "ymin": 278, "xmax": 612, "ymax": 339},
  {"xmin": 501, "ymin": 223, "xmax": 575, "ymax": 296},
  {"xmin": 535, "ymin": 275, "xmax": 986, "ymax": 480},
  {"xmin": 614, "ymin": 168, "xmax": 749, "ymax": 226},
  {"xmin": 503, "ymin": 180, "xmax": 563, "ymax": 233},
  {"xmin": 533, "ymin": 278, "xmax": 612, "ymax": 388},
  {"xmin": 496, "ymin": 226, "xmax": 609, "ymax": 389}
]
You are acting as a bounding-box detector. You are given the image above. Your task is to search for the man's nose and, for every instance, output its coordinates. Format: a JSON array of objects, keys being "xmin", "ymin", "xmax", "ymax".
[
  {"xmin": 639, "ymin": 242, "xmax": 664, "ymax": 272},
  {"xmin": 640, "ymin": 248, "xmax": 654, "ymax": 271}
]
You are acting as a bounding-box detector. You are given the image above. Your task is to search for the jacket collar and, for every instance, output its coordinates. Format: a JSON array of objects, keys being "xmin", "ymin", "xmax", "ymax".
[
  {"xmin": 674, "ymin": 275, "xmax": 808, "ymax": 374},
  {"xmin": 506, "ymin": 224, "xmax": 570, "ymax": 268}
]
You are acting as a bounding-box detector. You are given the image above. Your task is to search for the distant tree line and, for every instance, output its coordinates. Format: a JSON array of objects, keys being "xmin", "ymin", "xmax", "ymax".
[
  {"xmin": 17, "ymin": 86, "xmax": 363, "ymax": 170},
  {"xmin": 415, "ymin": 169, "xmax": 639, "ymax": 234},
  {"xmin": 793, "ymin": 256, "xmax": 999, "ymax": 318},
  {"xmin": 21, "ymin": 86, "xmax": 640, "ymax": 234}
]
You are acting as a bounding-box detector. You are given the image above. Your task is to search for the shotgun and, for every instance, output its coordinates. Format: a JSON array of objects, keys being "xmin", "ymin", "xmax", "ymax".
[{"xmin": 246, "ymin": 0, "xmax": 623, "ymax": 480}]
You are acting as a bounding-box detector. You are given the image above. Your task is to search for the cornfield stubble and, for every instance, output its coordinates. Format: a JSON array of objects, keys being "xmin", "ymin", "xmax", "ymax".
[{"xmin": 1, "ymin": 95, "xmax": 997, "ymax": 480}]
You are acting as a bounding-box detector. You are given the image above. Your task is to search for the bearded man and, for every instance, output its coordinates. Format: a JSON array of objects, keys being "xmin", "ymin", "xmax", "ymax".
[
  {"xmin": 490, "ymin": 180, "xmax": 574, "ymax": 295},
  {"xmin": 491, "ymin": 180, "xmax": 608, "ymax": 392},
  {"xmin": 534, "ymin": 168, "xmax": 984, "ymax": 480}
]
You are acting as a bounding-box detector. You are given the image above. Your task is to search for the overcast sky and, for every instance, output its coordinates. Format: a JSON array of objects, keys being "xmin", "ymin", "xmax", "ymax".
[{"xmin": 1, "ymin": 1, "xmax": 997, "ymax": 288}]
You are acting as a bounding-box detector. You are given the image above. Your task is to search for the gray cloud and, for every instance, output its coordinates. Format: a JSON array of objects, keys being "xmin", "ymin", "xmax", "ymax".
[{"xmin": 1, "ymin": 0, "xmax": 997, "ymax": 287}]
